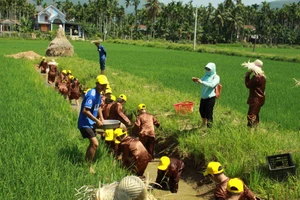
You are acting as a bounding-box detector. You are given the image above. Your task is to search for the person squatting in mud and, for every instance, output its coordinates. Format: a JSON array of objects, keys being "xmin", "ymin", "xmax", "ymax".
[
  {"xmin": 115, "ymin": 128, "xmax": 152, "ymax": 177},
  {"xmin": 154, "ymin": 156, "xmax": 185, "ymax": 193},
  {"xmin": 203, "ymin": 161, "xmax": 260, "ymax": 200}
]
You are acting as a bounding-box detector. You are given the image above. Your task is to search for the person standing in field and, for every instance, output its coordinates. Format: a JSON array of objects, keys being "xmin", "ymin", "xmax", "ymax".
[
  {"xmin": 242, "ymin": 59, "xmax": 266, "ymax": 130},
  {"xmin": 203, "ymin": 161, "xmax": 259, "ymax": 200},
  {"xmin": 94, "ymin": 41, "xmax": 107, "ymax": 75},
  {"xmin": 77, "ymin": 75, "xmax": 108, "ymax": 173},
  {"xmin": 192, "ymin": 62, "xmax": 220, "ymax": 128},
  {"xmin": 155, "ymin": 156, "xmax": 185, "ymax": 193},
  {"xmin": 133, "ymin": 103, "xmax": 160, "ymax": 160}
]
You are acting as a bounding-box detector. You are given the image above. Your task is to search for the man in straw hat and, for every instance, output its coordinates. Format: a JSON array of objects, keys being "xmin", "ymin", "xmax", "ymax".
[
  {"xmin": 242, "ymin": 59, "xmax": 266, "ymax": 131},
  {"xmin": 203, "ymin": 161, "xmax": 258, "ymax": 200},
  {"xmin": 78, "ymin": 75, "xmax": 108, "ymax": 173},
  {"xmin": 115, "ymin": 128, "xmax": 152, "ymax": 177},
  {"xmin": 154, "ymin": 156, "xmax": 184, "ymax": 193}
]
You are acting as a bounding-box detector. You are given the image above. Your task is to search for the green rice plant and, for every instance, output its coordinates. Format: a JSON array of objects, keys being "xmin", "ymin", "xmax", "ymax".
[
  {"xmin": 0, "ymin": 55, "xmax": 128, "ymax": 199},
  {"xmin": 1, "ymin": 39, "xmax": 300, "ymax": 199}
]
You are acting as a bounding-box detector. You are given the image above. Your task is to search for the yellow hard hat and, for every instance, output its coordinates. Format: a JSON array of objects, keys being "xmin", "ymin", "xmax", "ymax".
[
  {"xmin": 114, "ymin": 128, "xmax": 126, "ymax": 137},
  {"xmin": 96, "ymin": 75, "xmax": 109, "ymax": 85},
  {"xmin": 105, "ymin": 129, "xmax": 114, "ymax": 141},
  {"xmin": 42, "ymin": 56, "xmax": 45, "ymax": 59},
  {"xmin": 119, "ymin": 94, "xmax": 127, "ymax": 102},
  {"xmin": 114, "ymin": 128, "xmax": 127, "ymax": 144},
  {"xmin": 105, "ymin": 88, "xmax": 112, "ymax": 94},
  {"xmin": 158, "ymin": 156, "xmax": 171, "ymax": 171},
  {"xmin": 138, "ymin": 103, "xmax": 146, "ymax": 111},
  {"xmin": 67, "ymin": 70, "xmax": 72, "ymax": 74},
  {"xmin": 62, "ymin": 70, "xmax": 67, "ymax": 74},
  {"xmin": 110, "ymin": 95, "xmax": 116, "ymax": 102},
  {"xmin": 227, "ymin": 178, "xmax": 244, "ymax": 194},
  {"xmin": 84, "ymin": 88, "xmax": 91, "ymax": 94},
  {"xmin": 203, "ymin": 162, "xmax": 224, "ymax": 176},
  {"xmin": 69, "ymin": 75, "xmax": 75, "ymax": 80}
]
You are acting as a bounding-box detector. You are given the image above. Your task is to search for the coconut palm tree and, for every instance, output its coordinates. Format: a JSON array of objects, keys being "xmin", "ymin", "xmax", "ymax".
[{"xmin": 145, "ymin": 0, "xmax": 162, "ymax": 39}]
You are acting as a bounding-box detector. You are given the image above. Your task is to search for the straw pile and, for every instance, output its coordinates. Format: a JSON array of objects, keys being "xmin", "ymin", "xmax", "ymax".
[
  {"xmin": 46, "ymin": 26, "xmax": 74, "ymax": 57},
  {"xmin": 293, "ymin": 78, "xmax": 300, "ymax": 87},
  {"xmin": 241, "ymin": 60, "xmax": 264, "ymax": 75},
  {"xmin": 5, "ymin": 51, "xmax": 41, "ymax": 60},
  {"xmin": 75, "ymin": 175, "xmax": 156, "ymax": 200}
]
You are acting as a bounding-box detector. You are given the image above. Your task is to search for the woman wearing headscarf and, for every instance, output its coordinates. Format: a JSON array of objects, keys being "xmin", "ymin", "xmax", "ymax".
[
  {"xmin": 192, "ymin": 62, "xmax": 220, "ymax": 128},
  {"xmin": 242, "ymin": 59, "xmax": 266, "ymax": 130}
]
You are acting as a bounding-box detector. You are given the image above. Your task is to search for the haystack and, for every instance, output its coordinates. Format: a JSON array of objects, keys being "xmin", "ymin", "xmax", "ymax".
[{"xmin": 46, "ymin": 25, "xmax": 74, "ymax": 57}]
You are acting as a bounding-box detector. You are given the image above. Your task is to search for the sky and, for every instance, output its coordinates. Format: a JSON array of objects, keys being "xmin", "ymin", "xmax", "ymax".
[{"xmin": 159, "ymin": 0, "xmax": 274, "ymax": 7}]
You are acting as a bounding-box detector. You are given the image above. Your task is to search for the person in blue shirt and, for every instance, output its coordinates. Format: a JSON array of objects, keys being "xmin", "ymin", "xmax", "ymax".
[
  {"xmin": 78, "ymin": 74, "xmax": 108, "ymax": 173},
  {"xmin": 94, "ymin": 41, "xmax": 107, "ymax": 74},
  {"xmin": 192, "ymin": 62, "xmax": 220, "ymax": 128}
]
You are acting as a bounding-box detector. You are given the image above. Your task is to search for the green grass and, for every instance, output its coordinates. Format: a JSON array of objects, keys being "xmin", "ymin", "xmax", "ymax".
[
  {"xmin": 1, "ymin": 38, "xmax": 300, "ymax": 199},
  {"xmin": 0, "ymin": 55, "xmax": 127, "ymax": 199}
]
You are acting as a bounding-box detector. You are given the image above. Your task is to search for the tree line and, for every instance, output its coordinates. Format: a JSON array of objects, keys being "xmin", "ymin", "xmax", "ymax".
[{"xmin": 1, "ymin": 0, "xmax": 300, "ymax": 45}]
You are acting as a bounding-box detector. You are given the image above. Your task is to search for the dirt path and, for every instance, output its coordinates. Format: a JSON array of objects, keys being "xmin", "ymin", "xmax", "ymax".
[{"xmin": 37, "ymin": 69, "xmax": 214, "ymax": 200}]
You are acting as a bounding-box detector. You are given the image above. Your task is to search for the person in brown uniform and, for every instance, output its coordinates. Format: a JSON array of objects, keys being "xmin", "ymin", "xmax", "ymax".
[
  {"xmin": 226, "ymin": 178, "xmax": 245, "ymax": 200},
  {"xmin": 242, "ymin": 59, "xmax": 266, "ymax": 129},
  {"xmin": 107, "ymin": 94, "xmax": 132, "ymax": 127},
  {"xmin": 101, "ymin": 87, "xmax": 112, "ymax": 106},
  {"xmin": 47, "ymin": 59, "xmax": 58, "ymax": 85},
  {"xmin": 38, "ymin": 56, "xmax": 48, "ymax": 74},
  {"xmin": 102, "ymin": 94, "xmax": 116, "ymax": 119},
  {"xmin": 55, "ymin": 69, "xmax": 67, "ymax": 89},
  {"xmin": 133, "ymin": 103, "xmax": 160, "ymax": 159},
  {"xmin": 68, "ymin": 75, "xmax": 81, "ymax": 106},
  {"xmin": 56, "ymin": 70, "xmax": 69, "ymax": 98},
  {"xmin": 203, "ymin": 162, "xmax": 259, "ymax": 200},
  {"xmin": 115, "ymin": 128, "xmax": 151, "ymax": 177},
  {"xmin": 155, "ymin": 156, "xmax": 185, "ymax": 193}
]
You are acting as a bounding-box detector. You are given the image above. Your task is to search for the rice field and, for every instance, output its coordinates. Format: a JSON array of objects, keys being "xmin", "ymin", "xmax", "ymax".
[{"xmin": 1, "ymin": 38, "xmax": 300, "ymax": 199}]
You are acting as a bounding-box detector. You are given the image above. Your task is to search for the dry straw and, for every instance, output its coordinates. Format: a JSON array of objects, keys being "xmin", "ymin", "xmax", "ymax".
[
  {"xmin": 293, "ymin": 78, "xmax": 300, "ymax": 87},
  {"xmin": 75, "ymin": 175, "xmax": 156, "ymax": 200},
  {"xmin": 241, "ymin": 60, "xmax": 265, "ymax": 76}
]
